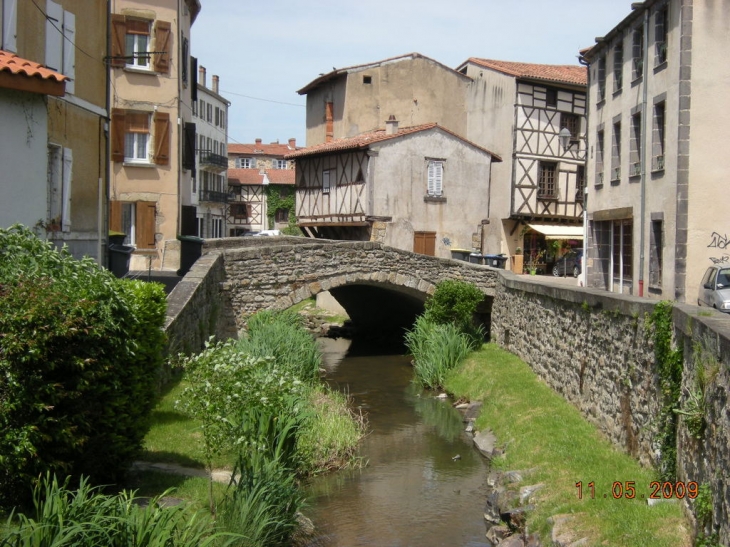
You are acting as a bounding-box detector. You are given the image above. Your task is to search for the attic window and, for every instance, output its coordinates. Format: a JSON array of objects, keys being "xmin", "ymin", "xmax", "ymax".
[{"xmin": 363, "ymin": 75, "xmax": 372, "ymax": 84}]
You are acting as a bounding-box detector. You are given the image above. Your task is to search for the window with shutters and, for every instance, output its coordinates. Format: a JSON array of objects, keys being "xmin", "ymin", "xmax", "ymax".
[
  {"xmin": 427, "ymin": 160, "xmax": 443, "ymax": 197},
  {"xmin": 596, "ymin": 56, "xmax": 606, "ymax": 102},
  {"xmin": 229, "ymin": 202, "xmax": 248, "ymax": 219},
  {"xmin": 652, "ymin": 101, "xmax": 666, "ymax": 172},
  {"xmin": 45, "ymin": 0, "xmax": 75, "ymax": 93},
  {"xmin": 111, "ymin": 109, "xmax": 170, "ymax": 166},
  {"xmin": 275, "ymin": 208, "xmax": 289, "ymax": 223},
  {"xmin": 322, "ymin": 170, "xmax": 331, "ymax": 194},
  {"xmin": 613, "ymin": 41, "xmax": 623, "ymax": 92},
  {"xmin": 235, "ymin": 157, "xmax": 254, "ymax": 168},
  {"xmin": 111, "ymin": 15, "xmax": 170, "ymax": 74},
  {"xmin": 110, "ymin": 201, "xmax": 156, "ymax": 248},
  {"xmin": 611, "ymin": 121, "xmax": 621, "ymax": 182},
  {"xmin": 47, "ymin": 144, "xmax": 72, "ymax": 232},
  {"xmin": 274, "ymin": 159, "xmax": 288, "ymax": 169}
]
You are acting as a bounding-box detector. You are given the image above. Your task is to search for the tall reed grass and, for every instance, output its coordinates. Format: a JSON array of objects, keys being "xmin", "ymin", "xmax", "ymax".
[{"xmin": 404, "ymin": 315, "xmax": 472, "ymax": 389}]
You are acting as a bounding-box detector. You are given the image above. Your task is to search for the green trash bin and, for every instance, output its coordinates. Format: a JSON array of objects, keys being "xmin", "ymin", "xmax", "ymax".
[{"xmin": 177, "ymin": 235, "xmax": 205, "ymax": 276}]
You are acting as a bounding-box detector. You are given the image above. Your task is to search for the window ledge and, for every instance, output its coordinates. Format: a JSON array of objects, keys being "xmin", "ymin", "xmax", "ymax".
[
  {"xmin": 629, "ymin": 174, "xmax": 641, "ymax": 183},
  {"xmin": 594, "ymin": 183, "xmax": 604, "ymax": 190},
  {"xmin": 631, "ymin": 76, "xmax": 643, "ymax": 87},
  {"xmin": 650, "ymin": 168, "xmax": 665, "ymax": 175},
  {"xmin": 123, "ymin": 66, "xmax": 156, "ymax": 76},
  {"xmin": 596, "ymin": 98, "xmax": 606, "ymax": 109},
  {"xmin": 424, "ymin": 195, "xmax": 446, "ymax": 203},
  {"xmin": 123, "ymin": 161, "xmax": 156, "ymax": 168},
  {"xmin": 653, "ymin": 61, "xmax": 667, "ymax": 74},
  {"xmin": 612, "ymin": 88, "xmax": 623, "ymax": 98},
  {"xmin": 610, "ymin": 178, "xmax": 621, "ymax": 186},
  {"xmin": 537, "ymin": 196, "xmax": 558, "ymax": 201}
]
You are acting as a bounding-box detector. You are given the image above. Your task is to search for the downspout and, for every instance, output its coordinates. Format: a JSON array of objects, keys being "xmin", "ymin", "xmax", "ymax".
[
  {"xmin": 638, "ymin": 7, "xmax": 649, "ymax": 297},
  {"xmin": 103, "ymin": 0, "xmax": 112, "ymax": 268},
  {"xmin": 578, "ymin": 53, "xmax": 590, "ymax": 288}
]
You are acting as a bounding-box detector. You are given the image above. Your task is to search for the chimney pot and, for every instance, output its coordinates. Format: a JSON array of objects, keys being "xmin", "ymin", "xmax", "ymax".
[
  {"xmin": 255, "ymin": 138, "xmax": 262, "ymax": 145},
  {"xmin": 199, "ymin": 66, "xmax": 206, "ymax": 88},
  {"xmin": 288, "ymin": 138, "xmax": 296, "ymax": 149},
  {"xmin": 212, "ymin": 75, "xmax": 219, "ymax": 94},
  {"xmin": 385, "ymin": 115, "xmax": 398, "ymax": 135}
]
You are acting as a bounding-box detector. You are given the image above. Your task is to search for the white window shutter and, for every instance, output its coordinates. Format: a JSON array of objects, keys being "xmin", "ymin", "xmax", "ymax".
[
  {"xmin": 2, "ymin": 0, "xmax": 18, "ymax": 52},
  {"xmin": 45, "ymin": 0, "xmax": 63, "ymax": 71},
  {"xmin": 434, "ymin": 161, "xmax": 443, "ymax": 195},
  {"xmin": 62, "ymin": 10, "xmax": 75, "ymax": 94},
  {"xmin": 427, "ymin": 162, "xmax": 435, "ymax": 195},
  {"xmin": 61, "ymin": 148, "xmax": 72, "ymax": 231}
]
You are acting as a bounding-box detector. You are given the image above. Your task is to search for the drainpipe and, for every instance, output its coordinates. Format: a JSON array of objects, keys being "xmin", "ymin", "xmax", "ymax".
[
  {"xmin": 638, "ymin": 7, "xmax": 649, "ymax": 297},
  {"xmin": 578, "ymin": 54, "xmax": 590, "ymax": 288}
]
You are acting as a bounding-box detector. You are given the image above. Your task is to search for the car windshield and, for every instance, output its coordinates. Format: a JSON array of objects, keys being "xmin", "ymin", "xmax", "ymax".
[{"xmin": 718, "ymin": 269, "xmax": 730, "ymax": 287}]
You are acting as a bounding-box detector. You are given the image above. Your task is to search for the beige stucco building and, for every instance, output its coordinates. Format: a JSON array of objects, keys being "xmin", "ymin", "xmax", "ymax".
[
  {"xmin": 582, "ymin": 0, "xmax": 728, "ymax": 302},
  {"xmin": 287, "ymin": 121, "xmax": 501, "ymax": 259},
  {"xmin": 297, "ymin": 53, "xmax": 587, "ymax": 270},
  {"xmin": 109, "ymin": 0, "xmax": 200, "ymax": 271},
  {"xmin": 1, "ymin": 0, "xmax": 108, "ymax": 262}
]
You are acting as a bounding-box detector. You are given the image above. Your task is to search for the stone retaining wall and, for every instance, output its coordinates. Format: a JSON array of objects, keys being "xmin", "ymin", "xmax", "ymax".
[{"xmin": 491, "ymin": 271, "xmax": 730, "ymax": 542}]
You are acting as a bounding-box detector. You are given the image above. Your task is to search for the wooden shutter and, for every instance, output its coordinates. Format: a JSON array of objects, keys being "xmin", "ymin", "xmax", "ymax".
[
  {"xmin": 110, "ymin": 200, "xmax": 122, "ymax": 232},
  {"xmin": 111, "ymin": 109, "xmax": 126, "ymax": 162},
  {"xmin": 2, "ymin": 0, "xmax": 18, "ymax": 52},
  {"xmin": 153, "ymin": 112, "xmax": 170, "ymax": 165},
  {"xmin": 45, "ymin": 0, "xmax": 63, "ymax": 71},
  {"xmin": 153, "ymin": 20, "xmax": 171, "ymax": 74},
  {"xmin": 135, "ymin": 201, "xmax": 156, "ymax": 249},
  {"xmin": 62, "ymin": 10, "xmax": 75, "ymax": 94},
  {"xmin": 61, "ymin": 148, "xmax": 72, "ymax": 231},
  {"xmin": 110, "ymin": 14, "xmax": 126, "ymax": 68},
  {"xmin": 183, "ymin": 122, "xmax": 196, "ymax": 170},
  {"xmin": 414, "ymin": 231, "xmax": 436, "ymax": 256},
  {"xmin": 190, "ymin": 56, "xmax": 198, "ymax": 101}
]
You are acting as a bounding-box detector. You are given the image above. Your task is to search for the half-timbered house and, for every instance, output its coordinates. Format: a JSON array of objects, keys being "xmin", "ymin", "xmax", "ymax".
[
  {"xmin": 227, "ymin": 139, "xmax": 298, "ymax": 235},
  {"xmin": 457, "ymin": 59, "xmax": 588, "ymax": 272},
  {"xmin": 286, "ymin": 119, "xmax": 501, "ymax": 258}
]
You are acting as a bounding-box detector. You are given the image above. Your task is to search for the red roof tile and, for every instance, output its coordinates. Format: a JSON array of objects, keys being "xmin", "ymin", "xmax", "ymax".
[
  {"xmin": 464, "ymin": 58, "xmax": 586, "ymax": 87},
  {"xmin": 0, "ymin": 49, "xmax": 67, "ymax": 96},
  {"xmin": 228, "ymin": 168, "xmax": 295, "ymax": 186},
  {"xmin": 284, "ymin": 123, "xmax": 502, "ymax": 162},
  {"xmin": 0, "ymin": 50, "xmax": 67, "ymax": 82},
  {"xmin": 228, "ymin": 142, "xmax": 300, "ymax": 156}
]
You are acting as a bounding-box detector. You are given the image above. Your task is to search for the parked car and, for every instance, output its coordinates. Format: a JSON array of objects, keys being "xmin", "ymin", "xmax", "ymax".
[
  {"xmin": 552, "ymin": 249, "xmax": 583, "ymax": 277},
  {"xmin": 698, "ymin": 265, "xmax": 730, "ymax": 313},
  {"xmin": 254, "ymin": 229, "xmax": 281, "ymax": 237}
]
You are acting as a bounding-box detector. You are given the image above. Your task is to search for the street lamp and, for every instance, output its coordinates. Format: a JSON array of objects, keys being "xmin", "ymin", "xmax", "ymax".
[{"xmin": 559, "ymin": 127, "xmax": 573, "ymax": 151}]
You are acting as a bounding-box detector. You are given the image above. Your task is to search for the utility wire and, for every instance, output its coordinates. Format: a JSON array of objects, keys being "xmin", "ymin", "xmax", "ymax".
[{"xmin": 220, "ymin": 89, "xmax": 305, "ymax": 107}]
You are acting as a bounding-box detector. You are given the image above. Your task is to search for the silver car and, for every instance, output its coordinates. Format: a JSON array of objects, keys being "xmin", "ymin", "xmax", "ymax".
[{"xmin": 698, "ymin": 265, "xmax": 730, "ymax": 313}]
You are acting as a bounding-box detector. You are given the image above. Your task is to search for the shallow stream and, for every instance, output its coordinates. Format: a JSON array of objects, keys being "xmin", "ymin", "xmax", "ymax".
[{"xmin": 302, "ymin": 337, "xmax": 490, "ymax": 547}]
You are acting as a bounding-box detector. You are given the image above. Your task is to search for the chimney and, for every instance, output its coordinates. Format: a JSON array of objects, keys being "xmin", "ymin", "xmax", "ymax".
[
  {"xmin": 255, "ymin": 138, "xmax": 262, "ymax": 145},
  {"xmin": 288, "ymin": 138, "xmax": 296, "ymax": 149},
  {"xmin": 199, "ymin": 66, "xmax": 206, "ymax": 88},
  {"xmin": 385, "ymin": 115, "xmax": 398, "ymax": 135},
  {"xmin": 212, "ymin": 75, "xmax": 219, "ymax": 94}
]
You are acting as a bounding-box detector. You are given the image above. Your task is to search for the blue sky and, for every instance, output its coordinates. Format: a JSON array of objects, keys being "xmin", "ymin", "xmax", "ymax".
[{"xmin": 191, "ymin": 1, "xmax": 633, "ymax": 147}]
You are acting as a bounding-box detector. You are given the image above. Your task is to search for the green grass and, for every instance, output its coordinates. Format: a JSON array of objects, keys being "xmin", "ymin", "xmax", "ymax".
[
  {"xmin": 443, "ymin": 344, "xmax": 691, "ymax": 547},
  {"xmin": 140, "ymin": 380, "xmax": 232, "ymax": 470}
]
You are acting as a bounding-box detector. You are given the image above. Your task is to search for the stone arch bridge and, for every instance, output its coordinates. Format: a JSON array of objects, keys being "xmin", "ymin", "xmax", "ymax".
[{"xmin": 165, "ymin": 237, "xmax": 500, "ymax": 355}]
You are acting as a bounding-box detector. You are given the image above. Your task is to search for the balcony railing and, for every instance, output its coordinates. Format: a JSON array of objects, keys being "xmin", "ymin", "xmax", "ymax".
[
  {"xmin": 630, "ymin": 162, "xmax": 641, "ymax": 177},
  {"xmin": 611, "ymin": 167, "xmax": 621, "ymax": 182},
  {"xmin": 199, "ymin": 189, "xmax": 229, "ymax": 203},
  {"xmin": 652, "ymin": 155, "xmax": 665, "ymax": 172},
  {"xmin": 199, "ymin": 150, "xmax": 228, "ymax": 171}
]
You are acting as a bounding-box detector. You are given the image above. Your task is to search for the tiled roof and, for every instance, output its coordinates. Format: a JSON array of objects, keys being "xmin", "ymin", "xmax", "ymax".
[
  {"xmin": 0, "ymin": 50, "xmax": 67, "ymax": 96},
  {"xmin": 284, "ymin": 123, "xmax": 502, "ymax": 162},
  {"xmin": 228, "ymin": 143, "xmax": 299, "ymax": 157},
  {"xmin": 297, "ymin": 52, "xmax": 470, "ymax": 95},
  {"xmin": 228, "ymin": 168, "xmax": 295, "ymax": 186},
  {"xmin": 463, "ymin": 58, "xmax": 587, "ymax": 87}
]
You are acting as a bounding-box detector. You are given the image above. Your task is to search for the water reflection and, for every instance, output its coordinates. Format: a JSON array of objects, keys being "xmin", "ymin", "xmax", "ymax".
[{"xmin": 303, "ymin": 338, "xmax": 490, "ymax": 547}]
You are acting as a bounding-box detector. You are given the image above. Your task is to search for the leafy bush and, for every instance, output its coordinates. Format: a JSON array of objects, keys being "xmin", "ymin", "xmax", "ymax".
[
  {"xmin": 423, "ymin": 279, "xmax": 485, "ymax": 348},
  {"xmin": 405, "ymin": 315, "xmax": 472, "ymax": 389},
  {"xmin": 0, "ymin": 474, "xmax": 240, "ymax": 546},
  {"xmin": 0, "ymin": 226, "xmax": 167, "ymax": 509}
]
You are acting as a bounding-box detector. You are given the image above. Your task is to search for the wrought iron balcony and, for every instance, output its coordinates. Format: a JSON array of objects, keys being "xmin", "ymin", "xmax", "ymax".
[
  {"xmin": 199, "ymin": 189, "xmax": 229, "ymax": 203},
  {"xmin": 199, "ymin": 150, "xmax": 228, "ymax": 171}
]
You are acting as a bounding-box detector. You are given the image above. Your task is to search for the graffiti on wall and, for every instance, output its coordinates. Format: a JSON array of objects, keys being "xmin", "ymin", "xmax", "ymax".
[{"xmin": 707, "ymin": 232, "xmax": 730, "ymax": 263}]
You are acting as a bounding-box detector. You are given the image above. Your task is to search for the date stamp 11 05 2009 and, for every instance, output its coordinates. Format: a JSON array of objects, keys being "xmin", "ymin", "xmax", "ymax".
[{"xmin": 575, "ymin": 481, "xmax": 699, "ymax": 500}]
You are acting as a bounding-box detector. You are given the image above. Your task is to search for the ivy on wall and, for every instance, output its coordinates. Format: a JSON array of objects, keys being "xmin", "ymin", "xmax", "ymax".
[
  {"xmin": 647, "ymin": 300, "xmax": 684, "ymax": 481},
  {"xmin": 264, "ymin": 185, "xmax": 299, "ymax": 235}
]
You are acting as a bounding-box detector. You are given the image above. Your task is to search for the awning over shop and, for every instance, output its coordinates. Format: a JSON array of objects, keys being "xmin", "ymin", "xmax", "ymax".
[{"xmin": 527, "ymin": 224, "xmax": 584, "ymax": 240}]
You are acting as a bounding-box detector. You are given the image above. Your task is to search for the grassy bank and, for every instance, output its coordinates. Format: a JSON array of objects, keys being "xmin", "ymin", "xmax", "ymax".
[{"xmin": 444, "ymin": 344, "xmax": 691, "ymax": 546}]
